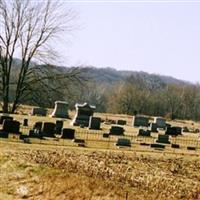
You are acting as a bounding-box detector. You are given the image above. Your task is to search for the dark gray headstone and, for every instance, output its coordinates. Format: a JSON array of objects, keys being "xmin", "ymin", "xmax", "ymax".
[
  {"xmin": 138, "ymin": 129, "xmax": 151, "ymax": 137},
  {"xmin": 149, "ymin": 123, "xmax": 158, "ymax": 132},
  {"xmin": 51, "ymin": 101, "xmax": 69, "ymax": 118},
  {"xmin": 23, "ymin": 119, "xmax": 28, "ymax": 126},
  {"xmin": 3, "ymin": 120, "xmax": 20, "ymax": 134},
  {"xmin": 31, "ymin": 107, "xmax": 47, "ymax": 116},
  {"xmin": 71, "ymin": 103, "xmax": 96, "ymax": 127},
  {"xmin": 117, "ymin": 120, "xmax": 127, "ymax": 126},
  {"xmin": 61, "ymin": 128, "xmax": 75, "ymax": 139},
  {"xmin": 0, "ymin": 116, "xmax": 13, "ymax": 124},
  {"xmin": 116, "ymin": 138, "xmax": 131, "ymax": 147},
  {"xmin": 89, "ymin": 117, "xmax": 101, "ymax": 130},
  {"xmin": 156, "ymin": 134, "xmax": 170, "ymax": 144},
  {"xmin": 165, "ymin": 127, "xmax": 182, "ymax": 136},
  {"xmin": 42, "ymin": 122, "xmax": 55, "ymax": 137},
  {"xmin": 109, "ymin": 126, "xmax": 124, "ymax": 135},
  {"xmin": 55, "ymin": 120, "xmax": 64, "ymax": 134},
  {"xmin": 132, "ymin": 115, "xmax": 149, "ymax": 127}
]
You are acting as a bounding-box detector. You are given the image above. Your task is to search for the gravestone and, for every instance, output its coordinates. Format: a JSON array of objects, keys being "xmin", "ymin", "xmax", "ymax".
[
  {"xmin": 117, "ymin": 120, "xmax": 127, "ymax": 126},
  {"xmin": 61, "ymin": 128, "xmax": 75, "ymax": 139},
  {"xmin": 116, "ymin": 138, "xmax": 131, "ymax": 147},
  {"xmin": 132, "ymin": 115, "xmax": 149, "ymax": 127},
  {"xmin": 154, "ymin": 117, "xmax": 166, "ymax": 129},
  {"xmin": 0, "ymin": 119, "xmax": 20, "ymax": 138},
  {"xmin": 149, "ymin": 123, "xmax": 158, "ymax": 133},
  {"xmin": 165, "ymin": 127, "xmax": 182, "ymax": 136},
  {"xmin": 3, "ymin": 120, "xmax": 20, "ymax": 134},
  {"xmin": 73, "ymin": 139, "xmax": 86, "ymax": 147},
  {"xmin": 23, "ymin": 119, "xmax": 28, "ymax": 126},
  {"xmin": 171, "ymin": 144, "xmax": 180, "ymax": 148},
  {"xmin": 33, "ymin": 121, "xmax": 43, "ymax": 131},
  {"xmin": 89, "ymin": 117, "xmax": 101, "ymax": 130},
  {"xmin": 29, "ymin": 121, "xmax": 43, "ymax": 138},
  {"xmin": 55, "ymin": 120, "xmax": 64, "ymax": 134},
  {"xmin": 51, "ymin": 101, "xmax": 69, "ymax": 118},
  {"xmin": 0, "ymin": 115, "xmax": 13, "ymax": 124},
  {"xmin": 42, "ymin": 122, "xmax": 55, "ymax": 137},
  {"xmin": 156, "ymin": 134, "xmax": 170, "ymax": 144},
  {"xmin": 31, "ymin": 107, "xmax": 47, "ymax": 116},
  {"xmin": 150, "ymin": 143, "xmax": 165, "ymax": 149},
  {"xmin": 138, "ymin": 129, "xmax": 151, "ymax": 137},
  {"xmin": 71, "ymin": 103, "xmax": 96, "ymax": 127},
  {"xmin": 109, "ymin": 126, "xmax": 124, "ymax": 135}
]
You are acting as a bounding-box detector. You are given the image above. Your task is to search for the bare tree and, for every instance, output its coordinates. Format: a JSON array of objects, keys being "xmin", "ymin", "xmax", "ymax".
[{"xmin": 0, "ymin": 0, "xmax": 80, "ymax": 113}]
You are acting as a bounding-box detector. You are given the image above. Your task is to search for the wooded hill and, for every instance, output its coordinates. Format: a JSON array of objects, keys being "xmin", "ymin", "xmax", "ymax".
[{"xmin": 8, "ymin": 60, "xmax": 200, "ymax": 121}]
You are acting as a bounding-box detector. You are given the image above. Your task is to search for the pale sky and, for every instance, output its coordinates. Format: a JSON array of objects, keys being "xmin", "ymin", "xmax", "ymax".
[{"xmin": 59, "ymin": 0, "xmax": 200, "ymax": 83}]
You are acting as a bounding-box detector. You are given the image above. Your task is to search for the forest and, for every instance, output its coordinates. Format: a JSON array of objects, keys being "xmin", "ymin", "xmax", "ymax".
[{"xmin": 6, "ymin": 61, "xmax": 200, "ymax": 121}]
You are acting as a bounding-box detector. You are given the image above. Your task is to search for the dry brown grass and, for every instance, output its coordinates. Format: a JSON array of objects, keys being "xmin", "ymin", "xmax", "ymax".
[{"xmin": 0, "ymin": 142, "xmax": 199, "ymax": 200}]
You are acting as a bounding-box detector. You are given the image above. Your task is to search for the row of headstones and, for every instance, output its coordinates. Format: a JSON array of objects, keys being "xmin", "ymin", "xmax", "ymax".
[
  {"xmin": 29, "ymin": 121, "xmax": 76, "ymax": 139},
  {"xmin": 115, "ymin": 135, "xmax": 197, "ymax": 151}
]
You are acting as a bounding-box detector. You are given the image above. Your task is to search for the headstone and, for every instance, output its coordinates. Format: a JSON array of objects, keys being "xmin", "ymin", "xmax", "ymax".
[
  {"xmin": 71, "ymin": 103, "xmax": 96, "ymax": 127},
  {"xmin": 116, "ymin": 138, "xmax": 131, "ymax": 147},
  {"xmin": 138, "ymin": 129, "xmax": 151, "ymax": 137},
  {"xmin": 23, "ymin": 119, "xmax": 28, "ymax": 126},
  {"xmin": 149, "ymin": 123, "xmax": 158, "ymax": 133},
  {"xmin": 171, "ymin": 144, "xmax": 180, "ymax": 148},
  {"xmin": 89, "ymin": 117, "xmax": 101, "ymax": 130},
  {"xmin": 187, "ymin": 146, "xmax": 196, "ymax": 150},
  {"xmin": 3, "ymin": 120, "xmax": 20, "ymax": 134},
  {"xmin": 156, "ymin": 134, "xmax": 170, "ymax": 144},
  {"xmin": 73, "ymin": 139, "xmax": 85, "ymax": 147},
  {"xmin": 31, "ymin": 107, "xmax": 47, "ymax": 116},
  {"xmin": 109, "ymin": 126, "xmax": 124, "ymax": 135},
  {"xmin": 165, "ymin": 126, "xmax": 182, "ymax": 136},
  {"xmin": 154, "ymin": 117, "xmax": 166, "ymax": 129},
  {"xmin": 150, "ymin": 143, "xmax": 165, "ymax": 149},
  {"xmin": 103, "ymin": 133, "xmax": 109, "ymax": 138},
  {"xmin": 42, "ymin": 122, "xmax": 55, "ymax": 137},
  {"xmin": 51, "ymin": 101, "xmax": 69, "ymax": 118},
  {"xmin": 0, "ymin": 115, "xmax": 13, "ymax": 124},
  {"xmin": 33, "ymin": 121, "xmax": 43, "ymax": 132},
  {"xmin": 61, "ymin": 128, "xmax": 75, "ymax": 139},
  {"xmin": 132, "ymin": 115, "xmax": 149, "ymax": 127},
  {"xmin": 55, "ymin": 120, "xmax": 64, "ymax": 134},
  {"xmin": 117, "ymin": 120, "xmax": 127, "ymax": 125}
]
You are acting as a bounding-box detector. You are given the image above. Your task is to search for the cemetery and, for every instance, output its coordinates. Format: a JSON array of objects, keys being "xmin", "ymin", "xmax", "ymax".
[{"xmin": 0, "ymin": 105, "xmax": 200, "ymax": 200}]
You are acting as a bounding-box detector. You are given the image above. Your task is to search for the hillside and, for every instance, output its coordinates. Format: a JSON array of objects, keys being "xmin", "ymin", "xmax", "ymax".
[{"xmin": 62, "ymin": 66, "xmax": 188, "ymax": 86}]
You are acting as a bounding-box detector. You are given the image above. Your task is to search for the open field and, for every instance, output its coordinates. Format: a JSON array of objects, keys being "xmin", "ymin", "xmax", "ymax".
[
  {"xmin": 0, "ymin": 142, "xmax": 200, "ymax": 200},
  {"xmin": 0, "ymin": 112, "xmax": 200, "ymax": 199}
]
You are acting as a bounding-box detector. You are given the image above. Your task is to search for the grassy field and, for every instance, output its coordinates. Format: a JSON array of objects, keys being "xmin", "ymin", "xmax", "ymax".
[{"xmin": 0, "ymin": 111, "xmax": 200, "ymax": 199}]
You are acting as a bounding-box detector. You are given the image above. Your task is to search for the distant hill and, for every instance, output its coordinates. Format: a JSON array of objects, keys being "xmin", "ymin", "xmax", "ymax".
[
  {"xmin": 60, "ymin": 66, "xmax": 189, "ymax": 87},
  {"xmin": 12, "ymin": 59, "xmax": 190, "ymax": 89}
]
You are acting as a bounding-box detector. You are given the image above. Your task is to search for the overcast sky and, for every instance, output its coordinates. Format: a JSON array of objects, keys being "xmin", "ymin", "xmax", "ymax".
[{"xmin": 59, "ymin": 0, "xmax": 200, "ymax": 83}]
